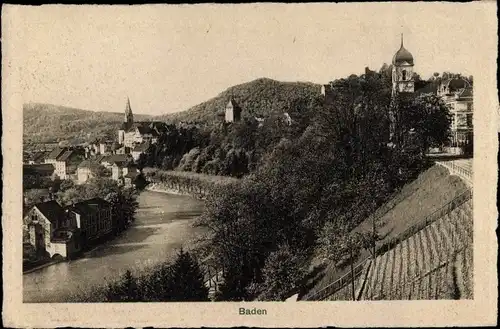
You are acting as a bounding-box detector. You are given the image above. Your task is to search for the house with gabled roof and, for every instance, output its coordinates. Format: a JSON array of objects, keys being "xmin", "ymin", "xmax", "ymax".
[
  {"xmin": 43, "ymin": 147, "xmax": 82, "ymax": 180},
  {"xmin": 24, "ymin": 200, "xmax": 81, "ymax": 259},
  {"xmin": 44, "ymin": 147, "xmax": 66, "ymax": 164}
]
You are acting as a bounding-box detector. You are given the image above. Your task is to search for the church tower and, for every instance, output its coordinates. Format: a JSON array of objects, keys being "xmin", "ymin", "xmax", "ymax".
[
  {"xmin": 124, "ymin": 97, "xmax": 134, "ymax": 129},
  {"xmin": 391, "ymin": 34, "xmax": 415, "ymax": 96},
  {"xmin": 389, "ymin": 34, "xmax": 415, "ymax": 146},
  {"xmin": 118, "ymin": 97, "xmax": 134, "ymax": 145}
]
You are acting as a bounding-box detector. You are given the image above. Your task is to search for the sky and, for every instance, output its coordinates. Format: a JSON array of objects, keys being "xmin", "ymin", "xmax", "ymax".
[{"xmin": 4, "ymin": 3, "xmax": 486, "ymax": 116}]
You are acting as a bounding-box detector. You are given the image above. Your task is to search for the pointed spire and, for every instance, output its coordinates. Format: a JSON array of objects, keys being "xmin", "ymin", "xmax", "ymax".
[
  {"xmin": 125, "ymin": 97, "xmax": 131, "ymax": 113},
  {"xmin": 400, "ymin": 32, "xmax": 404, "ymax": 48},
  {"xmin": 124, "ymin": 96, "xmax": 133, "ymax": 125}
]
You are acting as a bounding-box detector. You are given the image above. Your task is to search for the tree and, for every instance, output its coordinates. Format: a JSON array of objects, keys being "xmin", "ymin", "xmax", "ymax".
[
  {"xmin": 106, "ymin": 270, "xmax": 141, "ymax": 302},
  {"xmin": 167, "ymin": 249, "xmax": 209, "ymax": 301},
  {"xmin": 24, "ymin": 188, "xmax": 50, "ymax": 209},
  {"xmin": 59, "ymin": 179, "xmax": 75, "ymax": 192},
  {"xmin": 398, "ymin": 93, "xmax": 451, "ymax": 155},
  {"xmin": 259, "ymin": 244, "xmax": 306, "ymax": 301},
  {"xmin": 134, "ymin": 173, "xmax": 148, "ymax": 191}
]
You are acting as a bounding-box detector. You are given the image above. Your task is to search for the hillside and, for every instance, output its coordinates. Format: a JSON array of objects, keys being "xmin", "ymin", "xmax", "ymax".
[
  {"xmin": 156, "ymin": 78, "xmax": 322, "ymax": 123},
  {"xmin": 301, "ymin": 165, "xmax": 470, "ymax": 300},
  {"xmin": 23, "ymin": 103, "xmax": 152, "ymax": 144}
]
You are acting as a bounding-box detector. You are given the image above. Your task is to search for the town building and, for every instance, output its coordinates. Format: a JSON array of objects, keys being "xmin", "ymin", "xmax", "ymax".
[
  {"xmin": 24, "ymin": 200, "xmax": 81, "ymax": 259},
  {"xmin": 437, "ymin": 77, "xmax": 473, "ymax": 153},
  {"xmin": 100, "ymin": 154, "xmax": 133, "ymax": 170},
  {"xmin": 131, "ymin": 142, "xmax": 150, "ymax": 161},
  {"xmin": 24, "ymin": 151, "xmax": 49, "ymax": 164},
  {"xmin": 66, "ymin": 198, "xmax": 113, "ymax": 244},
  {"xmin": 77, "ymin": 160, "xmax": 106, "ymax": 184},
  {"xmin": 111, "ymin": 161, "xmax": 139, "ymax": 186},
  {"xmin": 124, "ymin": 170, "xmax": 140, "ymax": 187},
  {"xmin": 44, "ymin": 147, "xmax": 83, "ymax": 180},
  {"xmin": 225, "ymin": 97, "xmax": 242, "ymax": 123},
  {"xmin": 99, "ymin": 141, "xmax": 113, "ymax": 155}
]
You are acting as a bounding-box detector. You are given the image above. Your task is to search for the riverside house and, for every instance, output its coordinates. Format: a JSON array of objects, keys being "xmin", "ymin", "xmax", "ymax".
[
  {"xmin": 65, "ymin": 198, "xmax": 113, "ymax": 245},
  {"xmin": 24, "ymin": 198, "xmax": 113, "ymax": 259},
  {"xmin": 24, "ymin": 200, "xmax": 81, "ymax": 259}
]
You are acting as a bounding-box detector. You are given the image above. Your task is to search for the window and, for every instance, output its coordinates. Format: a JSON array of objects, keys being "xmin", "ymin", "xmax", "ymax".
[
  {"xmin": 466, "ymin": 113, "xmax": 473, "ymax": 127},
  {"xmin": 402, "ymin": 70, "xmax": 407, "ymax": 81},
  {"xmin": 456, "ymin": 114, "xmax": 467, "ymax": 128}
]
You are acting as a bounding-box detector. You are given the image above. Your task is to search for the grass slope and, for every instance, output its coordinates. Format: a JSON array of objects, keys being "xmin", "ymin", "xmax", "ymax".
[{"xmin": 156, "ymin": 77, "xmax": 322, "ymax": 123}]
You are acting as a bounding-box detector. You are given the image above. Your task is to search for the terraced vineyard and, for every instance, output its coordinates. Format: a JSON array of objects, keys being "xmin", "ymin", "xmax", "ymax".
[{"xmin": 360, "ymin": 198, "xmax": 473, "ymax": 300}]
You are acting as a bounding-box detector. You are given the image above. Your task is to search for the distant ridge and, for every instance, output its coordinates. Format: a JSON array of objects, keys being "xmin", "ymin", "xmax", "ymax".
[
  {"xmin": 23, "ymin": 78, "xmax": 321, "ymax": 143},
  {"xmin": 155, "ymin": 77, "xmax": 322, "ymax": 123},
  {"xmin": 23, "ymin": 103, "xmax": 152, "ymax": 144}
]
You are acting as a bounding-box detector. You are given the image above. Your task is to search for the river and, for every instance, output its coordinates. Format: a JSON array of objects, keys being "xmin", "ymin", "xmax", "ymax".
[{"xmin": 23, "ymin": 190, "xmax": 206, "ymax": 303}]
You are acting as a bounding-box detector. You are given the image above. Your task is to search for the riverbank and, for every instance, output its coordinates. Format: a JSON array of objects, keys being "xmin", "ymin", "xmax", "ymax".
[
  {"xmin": 143, "ymin": 168, "xmax": 239, "ymax": 200},
  {"xmin": 23, "ymin": 259, "xmax": 63, "ymax": 274},
  {"xmin": 145, "ymin": 185, "xmax": 201, "ymax": 198},
  {"xmin": 23, "ymin": 190, "xmax": 206, "ymax": 302}
]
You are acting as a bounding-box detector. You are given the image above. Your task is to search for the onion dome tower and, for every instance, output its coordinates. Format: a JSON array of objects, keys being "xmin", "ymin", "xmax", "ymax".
[{"xmin": 391, "ymin": 33, "xmax": 415, "ymax": 96}]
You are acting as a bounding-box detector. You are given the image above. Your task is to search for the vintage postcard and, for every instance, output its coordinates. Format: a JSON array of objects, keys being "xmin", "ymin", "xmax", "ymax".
[{"xmin": 2, "ymin": 2, "xmax": 498, "ymax": 327}]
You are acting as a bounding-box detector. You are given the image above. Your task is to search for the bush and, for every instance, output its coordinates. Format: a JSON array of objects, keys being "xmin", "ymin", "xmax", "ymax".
[{"xmin": 260, "ymin": 245, "xmax": 307, "ymax": 301}]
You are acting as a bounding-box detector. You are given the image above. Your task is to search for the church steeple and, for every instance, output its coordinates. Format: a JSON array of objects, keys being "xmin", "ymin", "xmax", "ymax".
[
  {"xmin": 124, "ymin": 97, "xmax": 133, "ymax": 128},
  {"xmin": 400, "ymin": 33, "xmax": 404, "ymax": 48}
]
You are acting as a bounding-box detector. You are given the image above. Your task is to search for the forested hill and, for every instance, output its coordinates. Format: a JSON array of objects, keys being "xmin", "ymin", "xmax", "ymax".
[
  {"xmin": 23, "ymin": 103, "xmax": 152, "ymax": 144},
  {"xmin": 156, "ymin": 78, "xmax": 322, "ymax": 123}
]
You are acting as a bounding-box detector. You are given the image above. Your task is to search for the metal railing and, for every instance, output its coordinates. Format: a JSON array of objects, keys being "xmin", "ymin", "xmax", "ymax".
[
  {"xmin": 437, "ymin": 161, "xmax": 472, "ymax": 185},
  {"xmin": 306, "ymin": 260, "xmax": 367, "ymax": 301}
]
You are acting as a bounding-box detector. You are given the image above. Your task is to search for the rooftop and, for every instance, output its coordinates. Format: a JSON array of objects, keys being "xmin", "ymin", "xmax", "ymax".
[
  {"xmin": 69, "ymin": 197, "xmax": 111, "ymax": 215},
  {"xmin": 77, "ymin": 159, "xmax": 103, "ymax": 170},
  {"xmin": 133, "ymin": 142, "xmax": 150, "ymax": 152},
  {"xmin": 101, "ymin": 154, "xmax": 132, "ymax": 164},
  {"xmin": 57, "ymin": 150, "xmax": 75, "ymax": 162},
  {"xmin": 46, "ymin": 147, "xmax": 66, "ymax": 160},
  {"xmin": 23, "ymin": 163, "xmax": 55, "ymax": 176},
  {"xmin": 33, "ymin": 200, "xmax": 65, "ymax": 224},
  {"xmin": 392, "ymin": 34, "xmax": 414, "ymax": 66}
]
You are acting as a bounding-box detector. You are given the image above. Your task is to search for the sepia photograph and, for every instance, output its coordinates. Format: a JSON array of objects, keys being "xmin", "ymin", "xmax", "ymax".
[{"xmin": 2, "ymin": 2, "xmax": 498, "ymax": 327}]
